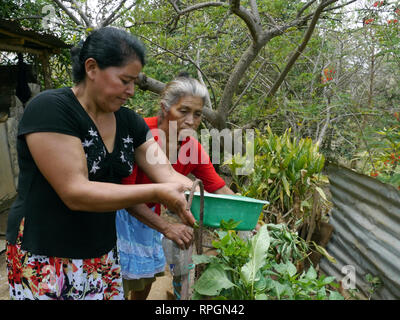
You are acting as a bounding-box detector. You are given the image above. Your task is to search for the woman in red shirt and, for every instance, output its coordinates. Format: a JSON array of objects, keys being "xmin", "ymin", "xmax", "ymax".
[{"xmin": 115, "ymin": 74, "xmax": 234, "ymax": 300}]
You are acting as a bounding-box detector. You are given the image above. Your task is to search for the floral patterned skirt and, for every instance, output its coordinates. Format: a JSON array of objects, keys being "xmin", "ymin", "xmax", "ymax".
[{"xmin": 6, "ymin": 218, "xmax": 124, "ymax": 300}]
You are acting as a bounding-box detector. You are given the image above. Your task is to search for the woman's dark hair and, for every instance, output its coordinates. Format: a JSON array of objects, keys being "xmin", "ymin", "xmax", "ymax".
[{"xmin": 70, "ymin": 27, "xmax": 146, "ymax": 83}]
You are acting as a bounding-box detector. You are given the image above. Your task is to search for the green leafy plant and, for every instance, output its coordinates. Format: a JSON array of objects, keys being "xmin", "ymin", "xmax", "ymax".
[
  {"xmin": 355, "ymin": 115, "xmax": 400, "ymax": 190},
  {"xmin": 192, "ymin": 222, "xmax": 343, "ymax": 300},
  {"xmin": 365, "ymin": 273, "xmax": 383, "ymax": 300},
  {"xmin": 371, "ymin": 124, "xmax": 400, "ymax": 189},
  {"xmin": 225, "ymin": 126, "xmax": 328, "ymax": 230},
  {"xmin": 266, "ymin": 223, "xmax": 309, "ymax": 263}
]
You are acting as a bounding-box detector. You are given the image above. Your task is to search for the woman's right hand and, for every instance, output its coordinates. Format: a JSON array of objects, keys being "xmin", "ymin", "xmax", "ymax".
[{"xmin": 155, "ymin": 182, "xmax": 195, "ymax": 226}]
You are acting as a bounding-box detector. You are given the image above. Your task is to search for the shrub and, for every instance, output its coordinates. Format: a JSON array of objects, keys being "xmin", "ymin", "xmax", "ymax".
[
  {"xmin": 192, "ymin": 223, "xmax": 343, "ymax": 300},
  {"xmin": 225, "ymin": 126, "xmax": 328, "ymax": 230}
]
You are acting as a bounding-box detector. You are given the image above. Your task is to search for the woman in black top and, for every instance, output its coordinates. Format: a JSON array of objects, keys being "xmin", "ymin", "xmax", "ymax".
[{"xmin": 5, "ymin": 27, "xmax": 195, "ymax": 300}]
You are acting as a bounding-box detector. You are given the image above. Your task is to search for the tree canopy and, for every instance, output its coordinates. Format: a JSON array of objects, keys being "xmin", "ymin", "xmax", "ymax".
[{"xmin": 2, "ymin": 0, "xmax": 400, "ymax": 186}]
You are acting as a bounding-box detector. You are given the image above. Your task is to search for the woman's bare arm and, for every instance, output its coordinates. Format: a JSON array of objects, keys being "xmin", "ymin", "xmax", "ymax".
[
  {"xmin": 134, "ymin": 138, "xmax": 198, "ymax": 225},
  {"xmin": 25, "ymin": 132, "xmax": 188, "ymax": 215},
  {"xmin": 126, "ymin": 203, "xmax": 193, "ymax": 249},
  {"xmin": 134, "ymin": 138, "xmax": 195, "ymax": 188},
  {"xmin": 213, "ymin": 185, "xmax": 235, "ymax": 195}
]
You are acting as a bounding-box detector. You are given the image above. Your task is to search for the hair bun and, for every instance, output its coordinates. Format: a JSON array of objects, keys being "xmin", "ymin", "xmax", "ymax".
[{"xmin": 70, "ymin": 45, "xmax": 81, "ymax": 57}]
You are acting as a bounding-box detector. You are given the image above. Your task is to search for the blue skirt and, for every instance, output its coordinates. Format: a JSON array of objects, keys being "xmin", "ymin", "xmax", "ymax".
[{"xmin": 115, "ymin": 209, "xmax": 165, "ymax": 280}]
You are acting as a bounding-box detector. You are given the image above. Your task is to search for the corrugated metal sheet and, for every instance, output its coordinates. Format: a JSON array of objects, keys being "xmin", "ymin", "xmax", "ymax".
[{"xmin": 320, "ymin": 163, "xmax": 400, "ymax": 300}]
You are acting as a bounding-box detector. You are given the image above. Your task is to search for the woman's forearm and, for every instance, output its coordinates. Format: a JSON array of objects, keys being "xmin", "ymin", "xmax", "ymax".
[
  {"xmin": 134, "ymin": 139, "xmax": 194, "ymax": 189},
  {"xmin": 65, "ymin": 179, "xmax": 192, "ymax": 227},
  {"xmin": 126, "ymin": 203, "xmax": 169, "ymax": 234},
  {"xmin": 126, "ymin": 203, "xmax": 194, "ymax": 249},
  {"xmin": 65, "ymin": 180, "xmax": 161, "ymax": 212}
]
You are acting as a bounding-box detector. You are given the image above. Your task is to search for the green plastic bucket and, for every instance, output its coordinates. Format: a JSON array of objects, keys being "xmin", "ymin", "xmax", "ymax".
[{"xmin": 185, "ymin": 191, "xmax": 269, "ymax": 230}]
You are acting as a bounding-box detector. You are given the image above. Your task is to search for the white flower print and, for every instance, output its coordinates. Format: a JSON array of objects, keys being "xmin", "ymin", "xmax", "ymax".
[
  {"xmin": 90, "ymin": 160, "xmax": 100, "ymax": 174},
  {"xmin": 82, "ymin": 139, "xmax": 94, "ymax": 148},
  {"xmin": 123, "ymin": 135, "xmax": 133, "ymax": 144},
  {"xmin": 120, "ymin": 151, "xmax": 126, "ymax": 163},
  {"xmin": 88, "ymin": 127, "xmax": 98, "ymax": 138},
  {"xmin": 123, "ymin": 135, "xmax": 133, "ymax": 148}
]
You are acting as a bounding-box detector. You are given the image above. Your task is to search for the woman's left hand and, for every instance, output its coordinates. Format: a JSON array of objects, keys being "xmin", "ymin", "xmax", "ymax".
[{"xmin": 164, "ymin": 222, "xmax": 194, "ymax": 250}]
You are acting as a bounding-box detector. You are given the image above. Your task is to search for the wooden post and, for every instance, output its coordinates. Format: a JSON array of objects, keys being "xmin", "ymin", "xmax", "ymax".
[{"xmin": 40, "ymin": 50, "xmax": 52, "ymax": 89}]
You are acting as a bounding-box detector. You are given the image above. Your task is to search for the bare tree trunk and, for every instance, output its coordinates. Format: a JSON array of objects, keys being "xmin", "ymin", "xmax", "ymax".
[
  {"xmin": 214, "ymin": 42, "xmax": 265, "ymax": 129},
  {"xmin": 368, "ymin": 40, "xmax": 375, "ymax": 111},
  {"xmin": 267, "ymin": 0, "xmax": 333, "ymax": 98}
]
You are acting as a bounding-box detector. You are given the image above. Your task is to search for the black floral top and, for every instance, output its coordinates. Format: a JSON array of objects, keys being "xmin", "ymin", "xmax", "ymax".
[{"xmin": 6, "ymin": 87, "xmax": 150, "ymax": 259}]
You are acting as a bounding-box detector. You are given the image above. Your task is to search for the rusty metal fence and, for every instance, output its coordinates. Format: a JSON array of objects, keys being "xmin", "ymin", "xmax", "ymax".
[{"xmin": 320, "ymin": 163, "xmax": 400, "ymax": 300}]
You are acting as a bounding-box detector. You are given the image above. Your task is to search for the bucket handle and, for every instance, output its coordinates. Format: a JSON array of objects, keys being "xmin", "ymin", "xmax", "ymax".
[{"xmin": 186, "ymin": 179, "xmax": 204, "ymax": 255}]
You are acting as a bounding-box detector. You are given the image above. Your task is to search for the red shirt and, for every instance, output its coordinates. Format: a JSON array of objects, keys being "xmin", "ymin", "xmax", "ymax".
[{"xmin": 121, "ymin": 116, "xmax": 226, "ymax": 214}]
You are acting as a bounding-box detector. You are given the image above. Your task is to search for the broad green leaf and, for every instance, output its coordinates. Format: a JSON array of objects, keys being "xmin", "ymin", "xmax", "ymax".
[
  {"xmin": 193, "ymin": 263, "xmax": 235, "ymax": 296},
  {"xmin": 287, "ymin": 262, "xmax": 297, "ymax": 278},
  {"xmin": 300, "ymin": 200, "xmax": 310, "ymax": 211},
  {"xmin": 317, "ymin": 287, "xmax": 327, "ymax": 300},
  {"xmin": 270, "ymin": 167, "xmax": 279, "ymax": 174},
  {"xmin": 315, "ymin": 186, "xmax": 327, "ymax": 201},
  {"xmin": 329, "ymin": 291, "xmax": 345, "ymax": 300},
  {"xmin": 282, "ymin": 175, "xmax": 291, "ymax": 197},
  {"xmin": 312, "ymin": 242, "xmax": 337, "ymax": 263},
  {"xmin": 220, "ymin": 219, "xmax": 242, "ymax": 230},
  {"xmin": 255, "ymin": 293, "xmax": 268, "ymax": 300},
  {"xmin": 305, "ymin": 265, "xmax": 317, "ymax": 280},
  {"xmin": 315, "ymin": 174, "xmax": 330, "ymax": 184},
  {"xmin": 274, "ymin": 281, "xmax": 287, "ymax": 299},
  {"xmin": 264, "ymin": 277, "xmax": 276, "ymax": 290},
  {"xmin": 321, "ymin": 276, "xmax": 336, "ymax": 285},
  {"xmin": 241, "ymin": 224, "xmax": 270, "ymax": 284},
  {"xmin": 254, "ymin": 273, "xmax": 267, "ymax": 291},
  {"xmin": 274, "ymin": 262, "xmax": 289, "ymax": 275},
  {"xmin": 192, "ymin": 254, "xmax": 216, "ymax": 265}
]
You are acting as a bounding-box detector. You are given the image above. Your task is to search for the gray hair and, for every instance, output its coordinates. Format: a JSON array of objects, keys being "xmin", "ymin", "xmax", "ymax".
[{"xmin": 160, "ymin": 76, "xmax": 209, "ymax": 111}]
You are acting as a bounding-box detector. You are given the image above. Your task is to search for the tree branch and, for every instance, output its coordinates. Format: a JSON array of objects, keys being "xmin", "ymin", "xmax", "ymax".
[
  {"xmin": 229, "ymin": 0, "xmax": 262, "ymax": 43},
  {"xmin": 138, "ymin": 34, "xmax": 216, "ymax": 108},
  {"xmin": 169, "ymin": 1, "xmax": 228, "ymax": 16},
  {"xmin": 228, "ymin": 59, "xmax": 268, "ymax": 114},
  {"xmin": 137, "ymin": 73, "xmax": 165, "ymax": 94},
  {"xmin": 267, "ymin": 0, "xmax": 338, "ymax": 98},
  {"xmin": 316, "ymin": 106, "xmax": 331, "ymax": 146},
  {"xmin": 70, "ymin": 0, "xmax": 93, "ymax": 27},
  {"xmin": 101, "ymin": 0, "xmax": 128, "ymax": 27},
  {"xmin": 196, "ymin": 38, "xmax": 213, "ymax": 110},
  {"xmin": 323, "ymin": 0, "xmax": 357, "ymax": 13},
  {"xmin": 108, "ymin": 1, "xmax": 137, "ymax": 26},
  {"xmin": 52, "ymin": 0, "xmax": 83, "ymax": 26},
  {"xmin": 249, "ymin": 0, "xmax": 261, "ymax": 23},
  {"xmin": 297, "ymin": 0, "xmax": 317, "ymax": 18}
]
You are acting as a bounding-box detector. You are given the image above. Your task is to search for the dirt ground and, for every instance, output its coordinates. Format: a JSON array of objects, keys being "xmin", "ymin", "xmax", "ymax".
[{"xmin": 0, "ymin": 252, "xmax": 9, "ymax": 300}]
